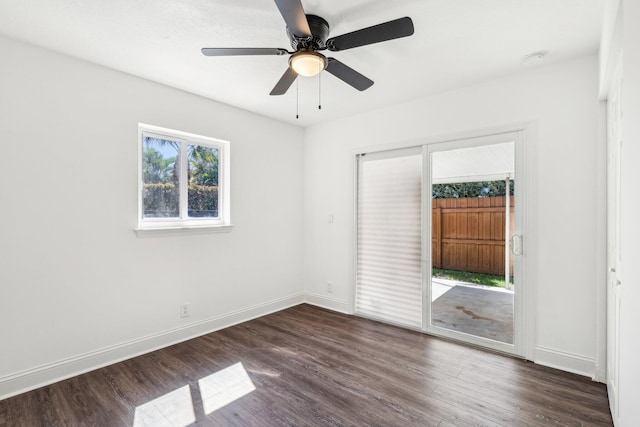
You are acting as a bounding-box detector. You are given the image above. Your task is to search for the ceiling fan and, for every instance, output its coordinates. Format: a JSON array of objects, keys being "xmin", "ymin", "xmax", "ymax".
[{"xmin": 201, "ymin": 0, "xmax": 414, "ymax": 96}]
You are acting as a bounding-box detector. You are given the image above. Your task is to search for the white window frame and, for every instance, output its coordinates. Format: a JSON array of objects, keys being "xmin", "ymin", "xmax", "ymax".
[{"xmin": 136, "ymin": 123, "xmax": 231, "ymax": 234}]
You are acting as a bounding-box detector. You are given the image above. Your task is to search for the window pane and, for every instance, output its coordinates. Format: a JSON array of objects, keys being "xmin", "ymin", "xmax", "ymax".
[
  {"xmin": 142, "ymin": 137, "xmax": 180, "ymax": 218},
  {"xmin": 188, "ymin": 144, "xmax": 219, "ymax": 218}
]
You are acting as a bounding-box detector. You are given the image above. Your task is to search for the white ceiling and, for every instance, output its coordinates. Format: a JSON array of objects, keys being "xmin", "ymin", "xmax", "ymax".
[{"xmin": 0, "ymin": 0, "xmax": 604, "ymax": 127}]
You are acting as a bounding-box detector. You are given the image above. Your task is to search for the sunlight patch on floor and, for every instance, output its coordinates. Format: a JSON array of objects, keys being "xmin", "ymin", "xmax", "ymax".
[
  {"xmin": 133, "ymin": 385, "xmax": 194, "ymax": 427},
  {"xmin": 132, "ymin": 362, "xmax": 256, "ymax": 426},
  {"xmin": 199, "ymin": 362, "xmax": 256, "ymax": 415}
]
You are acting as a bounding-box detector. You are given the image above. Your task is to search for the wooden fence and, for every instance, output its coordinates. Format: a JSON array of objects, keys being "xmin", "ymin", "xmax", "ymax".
[{"xmin": 432, "ymin": 196, "xmax": 514, "ymax": 276}]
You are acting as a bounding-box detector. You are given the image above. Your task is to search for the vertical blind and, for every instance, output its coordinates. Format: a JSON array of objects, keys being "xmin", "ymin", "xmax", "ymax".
[{"xmin": 356, "ymin": 151, "xmax": 423, "ymax": 328}]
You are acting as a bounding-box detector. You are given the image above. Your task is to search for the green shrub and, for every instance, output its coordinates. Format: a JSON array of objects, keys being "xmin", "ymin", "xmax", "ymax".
[
  {"xmin": 433, "ymin": 180, "xmax": 514, "ymax": 199},
  {"xmin": 143, "ymin": 183, "xmax": 178, "ymax": 217},
  {"xmin": 188, "ymin": 184, "xmax": 218, "ymax": 217},
  {"xmin": 143, "ymin": 183, "xmax": 218, "ymax": 217}
]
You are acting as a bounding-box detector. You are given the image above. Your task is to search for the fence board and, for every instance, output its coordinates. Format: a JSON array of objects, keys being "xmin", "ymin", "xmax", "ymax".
[
  {"xmin": 432, "ymin": 196, "xmax": 514, "ymax": 276},
  {"xmin": 468, "ymin": 213, "xmax": 479, "ymax": 240}
]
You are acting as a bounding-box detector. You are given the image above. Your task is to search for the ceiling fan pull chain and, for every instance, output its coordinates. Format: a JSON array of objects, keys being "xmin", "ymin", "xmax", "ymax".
[
  {"xmin": 318, "ymin": 60, "xmax": 322, "ymax": 110},
  {"xmin": 296, "ymin": 78, "xmax": 299, "ymax": 119}
]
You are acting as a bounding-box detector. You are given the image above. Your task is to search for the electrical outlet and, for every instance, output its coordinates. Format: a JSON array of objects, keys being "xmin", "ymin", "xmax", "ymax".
[
  {"xmin": 327, "ymin": 281, "xmax": 333, "ymax": 293},
  {"xmin": 180, "ymin": 303, "xmax": 190, "ymax": 318}
]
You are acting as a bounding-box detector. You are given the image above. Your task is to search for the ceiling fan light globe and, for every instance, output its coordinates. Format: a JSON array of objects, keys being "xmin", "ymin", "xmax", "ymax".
[{"xmin": 290, "ymin": 52, "xmax": 327, "ymax": 77}]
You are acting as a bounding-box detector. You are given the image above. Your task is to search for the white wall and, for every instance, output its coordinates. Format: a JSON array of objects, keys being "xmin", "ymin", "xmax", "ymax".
[
  {"xmin": 303, "ymin": 55, "xmax": 603, "ymax": 376},
  {"xmin": 618, "ymin": 1, "xmax": 640, "ymax": 425},
  {"xmin": 0, "ymin": 35, "xmax": 304, "ymax": 398}
]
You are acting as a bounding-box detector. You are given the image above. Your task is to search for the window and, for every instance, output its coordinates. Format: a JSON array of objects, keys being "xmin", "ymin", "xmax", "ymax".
[{"xmin": 137, "ymin": 124, "xmax": 231, "ymax": 232}]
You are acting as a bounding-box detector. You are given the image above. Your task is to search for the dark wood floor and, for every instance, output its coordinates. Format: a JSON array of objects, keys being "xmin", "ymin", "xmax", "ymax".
[{"xmin": 1, "ymin": 304, "xmax": 612, "ymax": 426}]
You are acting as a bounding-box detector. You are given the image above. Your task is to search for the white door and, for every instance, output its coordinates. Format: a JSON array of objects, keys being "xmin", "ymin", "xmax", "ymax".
[
  {"xmin": 424, "ymin": 132, "xmax": 525, "ymax": 356},
  {"xmin": 606, "ymin": 55, "xmax": 623, "ymax": 420}
]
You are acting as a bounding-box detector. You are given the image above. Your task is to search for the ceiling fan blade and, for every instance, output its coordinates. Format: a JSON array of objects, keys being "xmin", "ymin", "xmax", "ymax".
[
  {"xmin": 327, "ymin": 17, "xmax": 414, "ymax": 51},
  {"xmin": 201, "ymin": 48, "xmax": 288, "ymax": 56},
  {"xmin": 325, "ymin": 58, "xmax": 373, "ymax": 91},
  {"xmin": 273, "ymin": 0, "xmax": 311, "ymax": 38},
  {"xmin": 270, "ymin": 67, "xmax": 298, "ymax": 95}
]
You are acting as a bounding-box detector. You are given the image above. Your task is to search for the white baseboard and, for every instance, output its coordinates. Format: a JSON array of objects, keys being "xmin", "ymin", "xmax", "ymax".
[
  {"xmin": 0, "ymin": 293, "xmax": 304, "ymax": 401},
  {"xmin": 304, "ymin": 292, "xmax": 352, "ymax": 314},
  {"xmin": 593, "ymin": 361, "xmax": 606, "ymax": 383},
  {"xmin": 533, "ymin": 345, "xmax": 597, "ymax": 379},
  {"xmin": 607, "ymin": 381, "xmax": 619, "ymax": 426}
]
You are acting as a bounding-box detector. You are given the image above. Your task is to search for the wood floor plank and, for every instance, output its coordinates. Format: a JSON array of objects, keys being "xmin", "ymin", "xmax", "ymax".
[
  {"xmin": 430, "ymin": 384, "xmax": 570, "ymax": 427},
  {"xmin": 238, "ymin": 321, "xmax": 474, "ymax": 425},
  {"xmin": 457, "ymin": 358, "xmax": 610, "ymax": 410},
  {"xmin": 455, "ymin": 368, "xmax": 612, "ymax": 425},
  {"xmin": 217, "ymin": 323, "xmax": 443, "ymax": 425},
  {"xmin": 1, "ymin": 304, "xmax": 612, "ymax": 426},
  {"xmin": 0, "ymin": 398, "xmax": 8, "ymax": 425},
  {"xmin": 429, "ymin": 372, "xmax": 585, "ymax": 426}
]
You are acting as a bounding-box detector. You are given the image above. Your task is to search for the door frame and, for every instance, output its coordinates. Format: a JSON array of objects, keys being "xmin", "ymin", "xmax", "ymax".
[{"xmin": 605, "ymin": 52, "xmax": 623, "ymax": 420}]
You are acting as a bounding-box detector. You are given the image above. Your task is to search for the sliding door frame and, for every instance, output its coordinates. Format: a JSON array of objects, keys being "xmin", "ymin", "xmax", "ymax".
[
  {"xmin": 423, "ymin": 131, "xmax": 526, "ymax": 356},
  {"xmin": 352, "ymin": 124, "xmax": 533, "ymax": 359}
]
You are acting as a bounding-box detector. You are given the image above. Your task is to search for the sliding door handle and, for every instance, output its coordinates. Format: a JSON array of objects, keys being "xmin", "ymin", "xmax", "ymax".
[{"xmin": 511, "ymin": 234, "xmax": 523, "ymax": 256}]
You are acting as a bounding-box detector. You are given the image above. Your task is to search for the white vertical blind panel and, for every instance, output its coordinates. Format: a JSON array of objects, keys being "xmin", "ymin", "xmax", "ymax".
[{"xmin": 356, "ymin": 154, "xmax": 422, "ymax": 328}]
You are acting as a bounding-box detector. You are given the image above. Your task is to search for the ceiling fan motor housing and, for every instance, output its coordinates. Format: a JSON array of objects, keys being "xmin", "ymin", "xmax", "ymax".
[{"xmin": 288, "ymin": 14, "xmax": 330, "ymax": 50}]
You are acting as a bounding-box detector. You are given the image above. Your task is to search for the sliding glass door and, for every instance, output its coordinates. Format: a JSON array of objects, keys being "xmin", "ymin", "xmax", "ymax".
[
  {"xmin": 425, "ymin": 133, "xmax": 523, "ymax": 355},
  {"xmin": 355, "ymin": 132, "xmax": 524, "ymax": 355}
]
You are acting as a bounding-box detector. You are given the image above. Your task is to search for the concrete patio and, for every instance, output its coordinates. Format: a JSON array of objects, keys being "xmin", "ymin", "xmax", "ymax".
[{"xmin": 431, "ymin": 278, "xmax": 514, "ymax": 344}]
